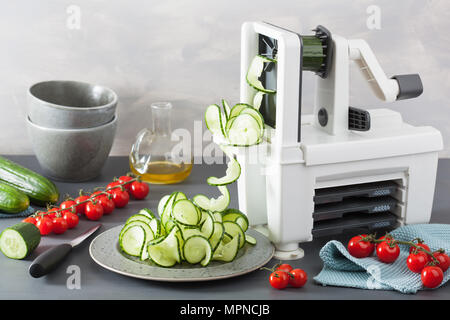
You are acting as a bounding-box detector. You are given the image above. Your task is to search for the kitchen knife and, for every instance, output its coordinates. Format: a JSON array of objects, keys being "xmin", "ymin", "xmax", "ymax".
[{"xmin": 29, "ymin": 223, "xmax": 102, "ymax": 278}]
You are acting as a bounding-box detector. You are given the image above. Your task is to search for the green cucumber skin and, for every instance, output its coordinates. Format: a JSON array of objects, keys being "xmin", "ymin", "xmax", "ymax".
[
  {"xmin": 0, "ymin": 182, "xmax": 30, "ymax": 213},
  {"xmin": 0, "ymin": 222, "xmax": 41, "ymax": 259},
  {"xmin": 0, "ymin": 156, "xmax": 59, "ymax": 206}
]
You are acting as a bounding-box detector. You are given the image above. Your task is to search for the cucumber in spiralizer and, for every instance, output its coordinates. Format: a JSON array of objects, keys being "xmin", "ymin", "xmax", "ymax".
[
  {"xmin": 246, "ymin": 55, "xmax": 277, "ymax": 94},
  {"xmin": 0, "ymin": 222, "xmax": 41, "ymax": 259}
]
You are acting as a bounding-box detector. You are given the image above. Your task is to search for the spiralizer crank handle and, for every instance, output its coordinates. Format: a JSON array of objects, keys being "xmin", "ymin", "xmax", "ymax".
[{"xmin": 29, "ymin": 243, "xmax": 72, "ymax": 278}]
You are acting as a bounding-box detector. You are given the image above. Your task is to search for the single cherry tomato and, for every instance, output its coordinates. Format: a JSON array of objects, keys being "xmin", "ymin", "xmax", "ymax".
[
  {"xmin": 118, "ymin": 176, "xmax": 134, "ymax": 192},
  {"xmin": 36, "ymin": 216, "xmax": 53, "ymax": 235},
  {"xmin": 90, "ymin": 191, "xmax": 104, "ymax": 199},
  {"xmin": 348, "ymin": 234, "xmax": 375, "ymax": 258},
  {"xmin": 376, "ymin": 240, "xmax": 400, "ymax": 263},
  {"xmin": 85, "ymin": 201, "xmax": 104, "ymax": 221},
  {"xmin": 63, "ymin": 211, "xmax": 79, "ymax": 229},
  {"xmin": 106, "ymin": 181, "xmax": 122, "ymax": 194},
  {"xmin": 289, "ymin": 269, "xmax": 308, "ymax": 288},
  {"xmin": 52, "ymin": 217, "xmax": 68, "ymax": 234},
  {"xmin": 276, "ymin": 263, "xmax": 293, "ymax": 273},
  {"xmin": 409, "ymin": 242, "xmax": 431, "ymax": 255},
  {"xmin": 111, "ymin": 188, "xmax": 130, "ymax": 208},
  {"xmin": 421, "ymin": 266, "xmax": 444, "ymax": 289},
  {"xmin": 130, "ymin": 181, "xmax": 149, "ymax": 200},
  {"xmin": 407, "ymin": 251, "xmax": 429, "ymax": 273},
  {"xmin": 96, "ymin": 194, "xmax": 115, "ymax": 214},
  {"xmin": 60, "ymin": 200, "xmax": 77, "ymax": 213},
  {"xmin": 432, "ymin": 251, "xmax": 450, "ymax": 272},
  {"xmin": 269, "ymin": 271, "xmax": 290, "ymax": 290},
  {"xmin": 75, "ymin": 195, "xmax": 90, "ymax": 215},
  {"xmin": 22, "ymin": 216, "xmax": 37, "ymax": 225},
  {"xmin": 47, "ymin": 207, "xmax": 60, "ymax": 219}
]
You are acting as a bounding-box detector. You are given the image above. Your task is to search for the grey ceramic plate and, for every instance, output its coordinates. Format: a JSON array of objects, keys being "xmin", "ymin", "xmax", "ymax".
[{"xmin": 89, "ymin": 225, "xmax": 274, "ymax": 282}]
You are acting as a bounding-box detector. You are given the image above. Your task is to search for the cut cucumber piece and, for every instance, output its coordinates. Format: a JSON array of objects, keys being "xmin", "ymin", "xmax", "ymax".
[
  {"xmin": 179, "ymin": 225, "xmax": 203, "ymax": 240},
  {"xmin": 222, "ymin": 99, "xmax": 231, "ymax": 121},
  {"xmin": 213, "ymin": 234, "xmax": 240, "ymax": 262},
  {"xmin": 120, "ymin": 225, "xmax": 146, "ymax": 257},
  {"xmin": 138, "ymin": 208, "xmax": 155, "ymax": 220},
  {"xmin": 209, "ymin": 222, "xmax": 224, "ymax": 252},
  {"xmin": 206, "ymin": 158, "xmax": 241, "ymax": 186},
  {"xmin": 205, "ymin": 104, "xmax": 226, "ymax": 137},
  {"xmin": 222, "ymin": 208, "xmax": 249, "ymax": 232},
  {"xmin": 200, "ymin": 210, "xmax": 215, "ymax": 239},
  {"xmin": 253, "ymin": 91, "xmax": 265, "ymax": 110},
  {"xmin": 157, "ymin": 195, "xmax": 170, "ymax": 217},
  {"xmin": 245, "ymin": 234, "xmax": 257, "ymax": 245},
  {"xmin": 172, "ymin": 199, "xmax": 200, "ymax": 226},
  {"xmin": 239, "ymin": 108, "xmax": 264, "ymax": 134},
  {"xmin": 125, "ymin": 213, "xmax": 152, "ymax": 226},
  {"xmin": 223, "ymin": 221, "xmax": 245, "ymax": 249},
  {"xmin": 246, "ymin": 55, "xmax": 277, "ymax": 94},
  {"xmin": 120, "ymin": 220, "xmax": 155, "ymax": 249},
  {"xmin": 183, "ymin": 235, "xmax": 213, "ymax": 266},
  {"xmin": 147, "ymin": 227, "xmax": 181, "ymax": 267},
  {"xmin": 149, "ymin": 218, "xmax": 162, "ymax": 238},
  {"xmin": 213, "ymin": 212, "xmax": 223, "ymax": 223},
  {"xmin": 192, "ymin": 185, "xmax": 230, "ymax": 212},
  {"xmin": 229, "ymin": 103, "xmax": 253, "ymax": 120},
  {"xmin": 227, "ymin": 113, "xmax": 262, "ymax": 146},
  {"xmin": 0, "ymin": 222, "xmax": 41, "ymax": 260}
]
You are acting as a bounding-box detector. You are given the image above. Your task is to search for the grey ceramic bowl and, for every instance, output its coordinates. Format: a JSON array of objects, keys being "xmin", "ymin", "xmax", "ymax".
[
  {"xmin": 27, "ymin": 80, "xmax": 118, "ymax": 129},
  {"xmin": 26, "ymin": 115, "xmax": 117, "ymax": 182}
]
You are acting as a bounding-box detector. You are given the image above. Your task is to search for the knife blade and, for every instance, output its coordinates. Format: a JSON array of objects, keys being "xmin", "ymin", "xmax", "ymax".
[{"xmin": 29, "ymin": 223, "xmax": 102, "ymax": 278}]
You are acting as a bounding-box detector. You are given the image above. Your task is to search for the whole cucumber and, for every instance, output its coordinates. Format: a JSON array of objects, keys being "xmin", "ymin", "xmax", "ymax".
[
  {"xmin": 0, "ymin": 182, "xmax": 30, "ymax": 213},
  {"xmin": 0, "ymin": 156, "xmax": 59, "ymax": 206}
]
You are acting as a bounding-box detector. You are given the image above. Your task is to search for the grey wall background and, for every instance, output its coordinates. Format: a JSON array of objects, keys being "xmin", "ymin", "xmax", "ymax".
[{"xmin": 0, "ymin": 0, "xmax": 449, "ymax": 157}]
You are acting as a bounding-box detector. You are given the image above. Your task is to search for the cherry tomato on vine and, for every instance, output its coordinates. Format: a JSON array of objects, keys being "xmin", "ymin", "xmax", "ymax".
[
  {"xmin": 347, "ymin": 234, "xmax": 375, "ymax": 258},
  {"xmin": 409, "ymin": 242, "xmax": 431, "ymax": 255},
  {"xmin": 52, "ymin": 217, "xmax": 68, "ymax": 234},
  {"xmin": 85, "ymin": 201, "xmax": 104, "ymax": 221},
  {"xmin": 269, "ymin": 271, "xmax": 290, "ymax": 290},
  {"xmin": 111, "ymin": 188, "xmax": 129, "ymax": 208},
  {"xmin": 90, "ymin": 191, "xmax": 104, "ymax": 199},
  {"xmin": 96, "ymin": 194, "xmax": 115, "ymax": 214},
  {"xmin": 421, "ymin": 266, "xmax": 444, "ymax": 289},
  {"xmin": 376, "ymin": 241, "xmax": 400, "ymax": 263},
  {"xmin": 276, "ymin": 264, "xmax": 293, "ymax": 273},
  {"xmin": 432, "ymin": 251, "xmax": 450, "ymax": 272},
  {"xmin": 289, "ymin": 269, "xmax": 308, "ymax": 288},
  {"xmin": 106, "ymin": 181, "xmax": 122, "ymax": 195},
  {"xmin": 22, "ymin": 216, "xmax": 37, "ymax": 225},
  {"xmin": 407, "ymin": 251, "xmax": 428, "ymax": 273},
  {"xmin": 63, "ymin": 211, "xmax": 79, "ymax": 229},
  {"xmin": 60, "ymin": 200, "xmax": 77, "ymax": 212},
  {"xmin": 118, "ymin": 176, "xmax": 134, "ymax": 192},
  {"xmin": 75, "ymin": 195, "xmax": 90, "ymax": 215},
  {"xmin": 36, "ymin": 216, "xmax": 53, "ymax": 235},
  {"xmin": 47, "ymin": 207, "xmax": 60, "ymax": 219},
  {"xmin": 130, "ymin": 181, "xmax": 149, "ymax": 200}
]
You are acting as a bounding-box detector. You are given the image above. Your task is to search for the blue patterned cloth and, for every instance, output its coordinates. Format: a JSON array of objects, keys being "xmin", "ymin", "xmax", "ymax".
[
  {"xmin": 314, "ymin": 224, "xmax": 450, "ymax": 294},
  {"xmin": 0, "ymin": 206, "xmax": 35, "ymax": 218}
]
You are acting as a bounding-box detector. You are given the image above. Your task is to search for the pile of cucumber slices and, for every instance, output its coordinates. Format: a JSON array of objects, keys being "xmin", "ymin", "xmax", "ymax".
[{"xmin": 119, "ymin": 192, "xmax": 256, "ymax": 267}]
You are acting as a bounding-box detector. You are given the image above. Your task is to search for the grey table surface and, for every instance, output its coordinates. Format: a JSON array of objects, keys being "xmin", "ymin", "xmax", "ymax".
[{"xmin": 0, "ymin": 155, "xmax": 449, "ymax": 300}]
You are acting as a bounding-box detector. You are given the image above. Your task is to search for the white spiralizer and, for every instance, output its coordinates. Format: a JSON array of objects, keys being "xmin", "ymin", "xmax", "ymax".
[{"xmin": 230, "ymin": 21, "xmax": 443, "ymax": 260}]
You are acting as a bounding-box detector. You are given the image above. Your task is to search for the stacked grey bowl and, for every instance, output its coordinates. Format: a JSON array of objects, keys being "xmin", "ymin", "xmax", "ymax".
[{"xmin": 26, "ymin": 80, "xmax": 118, "ymax": 182}]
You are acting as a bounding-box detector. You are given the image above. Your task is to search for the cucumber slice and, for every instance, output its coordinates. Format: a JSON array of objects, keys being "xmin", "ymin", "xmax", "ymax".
[
  {"xmin": 223, "ymin": 221, "xmax": 245, "ymax": 249},
  {"xmin": 147, "ymin": 227, "xmax": 181, "ymax": 267},
  {"xmin": 125, "ymin": 213, "xmax": 152, "ymax": 226},
  {"xmin": 209, "ymin": 222, "xmax": 224, "ymax": 252},
  {"xmin": 253, "ymin": 91, "xmax": 265, "ymax": 110},
  {"xmin": 205, "ymin": 104, "xmax": 226, "ymax": 137},
  {"xmin": 229, "ymin": 103, "xmax": 252, "ymax": 120},
  {"xmin": 200, "ymin": 210, "xmax": 215, "ymax": 239},
  {"xmin": 0, "ymin": 222, "xmax": 41, "ymax": 260},
  {"xmin": 246, "ymin": 55, "xmax": 277, "ymax": 94},
  {"xmin": 120, "ymin": 220, "xmax": 155, "ymax": 254},
  {"xmin": 120, "ymin": 225, "xmax": 146, "ymax": 257},
  {"xmin": 222, "ymin": 99, "xmax": 231, "ymax": 121},
  {"xmin": 158, "ymin": 195, "xmax": 171, "ymax": 216},
  {"xmin": 222, "ymin": 208, "xmax": 249, "ymax": 232},
  {"xmin": 213, "ymin": 234, "xmax": 240, "ymax": 262},
  {"xmin": 239, "ymin": 107, "xmax": 264, "ymax": 134},
  {"xmin": 138, "ymin": 208, "xmax": 155, "ymax": 220},
  {"xmin": 245, "ymin": 234, "xmax": 257, "ymax": 245},
  {"xmin": 227, "ymin": 113, "xmax": 262, "ymax": 146},
  {"xmin": 183, "ymin": 235, "xmax": 213, "ymax": 266},
  {"xmin": 213, "ymin": 212, "xmax": 223, "ymax": 223},
  {"xmin": 172, "ymin": 199, "xmax": 200, "ymax": 226},
  {"xmin": 149, "ymin": 218, "xmax": 162, "ymax": 238},
  {"xmin": 206, "ymin": 158, "xmax": 241, "ymax": 186},
  {"xmin": 179, "ymin": 225, "xmax": 203, "ymax": 240},
  {"xmin": 192, "ymin": 185, "xmax": 230, "ymax": 212}
]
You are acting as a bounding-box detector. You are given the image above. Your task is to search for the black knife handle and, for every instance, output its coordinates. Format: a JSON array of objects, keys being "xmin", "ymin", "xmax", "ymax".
[{"xmin": 29, "ymin": 244, "xmax": 72, "ymax": 278}]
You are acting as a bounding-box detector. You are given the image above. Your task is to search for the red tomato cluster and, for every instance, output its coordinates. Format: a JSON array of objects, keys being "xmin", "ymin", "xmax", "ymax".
[
  {"xmin": 22, "ymin": 175, "xmax": 150, "ymax": 236},
  {"xmin": 267, "ymin": 263, "xmax": 308, "ymax": 290},
  {"xmin": 347, "ymin": 234, "xmax": 449, "ymax": 289}
]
